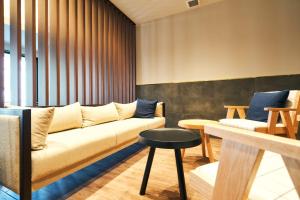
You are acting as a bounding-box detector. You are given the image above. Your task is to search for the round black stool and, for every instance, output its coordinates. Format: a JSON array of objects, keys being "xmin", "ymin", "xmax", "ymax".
[{"xmin": 139, "ymin": 128, "xmax": 201, "ymax": 200}]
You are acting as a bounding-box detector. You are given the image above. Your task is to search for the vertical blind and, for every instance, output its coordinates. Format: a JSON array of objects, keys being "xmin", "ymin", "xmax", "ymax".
[{"xmin": 0, "ymin": 0, "xmax": 136, "ymax": 107}]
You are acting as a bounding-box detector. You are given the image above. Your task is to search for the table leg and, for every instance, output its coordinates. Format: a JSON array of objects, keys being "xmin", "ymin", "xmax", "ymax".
[
  {"xmin": 140, "ymin": 147, "xmax": 156, "ymax": 195},
  {"xmin": 181, "ymin": 148, "xmax": 186, "ymax": 158},
  {"xmin": 200, "ymin": 129, "xmax": 206, "ymax": 157},
  {"xmin": 204, "ymin": 133, "xmax": 215, "ymax": 163},
  {"xmin": 175, "ymin": 149, "xmax": 187, "ymax": 200}
]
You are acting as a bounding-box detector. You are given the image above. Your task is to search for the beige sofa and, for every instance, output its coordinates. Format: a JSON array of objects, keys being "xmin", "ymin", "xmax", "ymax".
[{"xmin": 0, "ymin": 102, "xmax": 165, "ymax": 200}]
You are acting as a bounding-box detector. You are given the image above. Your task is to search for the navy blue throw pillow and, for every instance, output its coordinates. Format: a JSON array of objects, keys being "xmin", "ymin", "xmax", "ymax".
[
  {"xmin": 134, "ymin": 99, "xmax": 158, "ymax": 118},
  {"xmin": 246, "ymin": 90, "xmax": 289, "ymax": 122}
]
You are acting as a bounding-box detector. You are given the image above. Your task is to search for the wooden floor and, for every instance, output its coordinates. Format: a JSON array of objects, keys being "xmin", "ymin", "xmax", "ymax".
[{"xmin": 0, "ymin": 138, "xmax": 221, "ymax": 200}]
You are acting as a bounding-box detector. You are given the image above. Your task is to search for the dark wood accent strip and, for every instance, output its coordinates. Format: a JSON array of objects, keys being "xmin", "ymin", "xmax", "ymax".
[
  {"xmin": 38, "ymin": 0, "xmax": 49, "ymax": 106},
  {"xmin": 0, "ymin": 0, "xmax": 4, "ymax": 107},
  {"xmin": 10, "ymin": 0, "xmax": 21, "ymax": 105}
]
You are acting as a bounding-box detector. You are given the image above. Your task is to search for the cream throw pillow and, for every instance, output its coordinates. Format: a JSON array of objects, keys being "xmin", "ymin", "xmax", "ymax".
[
  {"xmin": 31, "ymin": 107, "xmax": 55, "ymax": 150},
  {"xmin": 114, "ymin": 101, "xmax": 137, "ymax": 120},
  {"xmin": 48, "ymin": 102, "xmax": 82, "ymax": 133},
  {"xmin": 81, "ymin": 102, "xmax": 119, "ymax": 127}
]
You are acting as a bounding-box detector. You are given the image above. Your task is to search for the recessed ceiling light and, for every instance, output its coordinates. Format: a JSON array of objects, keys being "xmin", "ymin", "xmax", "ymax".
[{"xmin": 186, "ymin": 0, "xmax": 199, "ymax": 8}]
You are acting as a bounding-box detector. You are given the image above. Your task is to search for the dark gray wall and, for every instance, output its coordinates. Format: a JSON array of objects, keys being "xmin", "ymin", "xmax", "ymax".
[{"xmin": 137, "ymin": 74, "xmax": 300, "ymax": 129}]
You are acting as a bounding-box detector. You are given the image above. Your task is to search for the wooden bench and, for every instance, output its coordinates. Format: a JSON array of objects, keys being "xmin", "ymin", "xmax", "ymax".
[{"xmin": 189, "ymin": 124, "xmax": 300, "ymax": 200}]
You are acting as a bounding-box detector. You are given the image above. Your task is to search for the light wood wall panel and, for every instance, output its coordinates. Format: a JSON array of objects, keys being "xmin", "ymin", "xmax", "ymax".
[
  {"xmin": 0, "ymin": 0, "xmax": 4, "ymax": 107},
  {"xmin": 49, "ymin": 0, "xmax": 59, "ymax": 105},
  {"xmin": 25, "ymin": 0, "xmax": 37, "ymax": 106},
  {"xmin": 59, "ymin": 0, "xmax": 68, "ymax": 105},
  {"xmin": 77, "ymin": 0, "xmax": 85, "ymax": 105},
  {"xmin": 69, "ymin": 0, "xmax": 77, "ymax": 103},
  {"xmin": 10, "ymin": 0, "xmax": 21, "ymax": 105},
  {"xmin": 38, "ymin": 0, "xmax": 48, "ymax": 106},
  {"xmin": 0, "ymin": 0, "xmax": 136, "ymax": 107}
]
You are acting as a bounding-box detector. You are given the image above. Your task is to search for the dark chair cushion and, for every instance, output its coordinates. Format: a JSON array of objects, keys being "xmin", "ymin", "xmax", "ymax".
[
  {"xmin": 134, "ymin": 99, "xmax": 158, "ymax": 118},
  {"xmin": 246, "ymin": 90, "xmax": 289, "ymax": 122}
]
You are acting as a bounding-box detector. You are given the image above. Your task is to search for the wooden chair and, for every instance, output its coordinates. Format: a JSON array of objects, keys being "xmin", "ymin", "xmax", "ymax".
[
  {"xmin": 220, "ymin": 90, "xmax": 300, "ymax": 139},
  {"xmin": 190, "ymin": 124, "xmax": 300, "ymax": 200}
]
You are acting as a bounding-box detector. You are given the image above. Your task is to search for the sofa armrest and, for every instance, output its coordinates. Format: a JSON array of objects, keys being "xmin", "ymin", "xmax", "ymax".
[
  {"xmin": 155, "ymin": 102, "xmax": 165, "ymax": 117},
  {"xmin": 264, "ymin": 107, "xmax": 297, "ymax": 112},
  {"xmin": 224, "ymin": 105, "xmax": 248, "ymax": 119},
  {"xmin": 0, "ymin": 108, "xmax": 31, "ymax": 198}
]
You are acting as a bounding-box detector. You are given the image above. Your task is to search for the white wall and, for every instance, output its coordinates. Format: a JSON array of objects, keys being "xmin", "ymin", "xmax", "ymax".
[{"xmin": 136, "ymin": 0, "xmax": 300, "ymax": 85}]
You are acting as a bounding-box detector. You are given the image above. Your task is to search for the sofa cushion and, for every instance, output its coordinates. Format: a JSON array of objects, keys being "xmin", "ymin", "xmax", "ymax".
[
  {"xmin": 114, "ymin": 101, "xmax": 137, "ymax": 120},
  {"xmin": 134, "ymin": 99, "xmax": 158, "ymax": 118},
  {"xmin": 48, "ymin": 102, "xmax": 82, "ymax": 133},
  {"xmin": 111, "ymin": 117, "xmax": 166, "ymax": 144},
  {"xmin": 31, "ymin": 126, "xmax": 117, "ymax": 182},
  {"xmin": 31, "ymin": 116, "xmax": 166, "ymax": 182},
  {"xmin": 219, "ymin": 119, "xmax": 284, "ymax": 131},
  {"xmin": 31, "ymin": 107, "xmax": 55, "ymax": 150},
  {"xmin": 246, "ymin": 90, "xmax": 289, "ymax": 122},
  {"xmin": 81, "ymin": 103, "xmax": 119, "ymax": 127}
]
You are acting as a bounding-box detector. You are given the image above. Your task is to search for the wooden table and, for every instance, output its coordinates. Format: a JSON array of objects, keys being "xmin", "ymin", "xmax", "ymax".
[{"xmin": 178, "ymin": 119, "xmax": 218, "ymax": 163}]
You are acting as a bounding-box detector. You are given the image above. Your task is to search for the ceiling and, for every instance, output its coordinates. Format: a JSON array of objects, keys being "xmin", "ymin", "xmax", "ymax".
[{"xmin": 110, "ymin": 0, "xmax": 222, "ymax": 24}]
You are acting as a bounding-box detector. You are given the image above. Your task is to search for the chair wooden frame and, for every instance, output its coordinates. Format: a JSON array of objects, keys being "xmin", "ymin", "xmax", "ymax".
[
  {"xmin": 190, "ymin": 124, "xmax": 300, "ymax": 200},
  {"xmin": 224, "ymin": 95, "xmax": 300, "ymax": 139}
]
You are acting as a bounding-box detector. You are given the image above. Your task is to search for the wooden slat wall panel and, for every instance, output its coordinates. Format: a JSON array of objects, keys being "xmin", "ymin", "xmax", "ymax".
[
  {"xmin": 38, "ymin": 0, "xmax": 48, "ymax": 106},
  {"xmin": 121, "ymin": 16, "xmax": 127, "ymax": 103},
  {"xmin": 132, "ymin": 24, "xmax": 136, "ymax": 101},
  {"xmin": 84, "ymin": 0, "xmax": 91, "ymax": 105},
  {"xmin": 0, "ymin": 0, "xmax": 4, "ymax": 107},
  {"xmin": 25, "ymin": 0, "xmax": 37, "ymax": 106},
  {"xmin": 92, "ymin": 0, "xmax": 98, "ymax": 104},
  {"xmin": 49, "ymin": 0, "xmax": 59, "ymax": 105},
  {"xmin": 10, "ymin": 0, "xmax": 21, "ymax": 105},
  {"xmin": 59, "ymin": 0, "xmax": 68, "ymax": 105},
  {"xmin": 69, "ymin": 0, "xmax": 77, "ymax": 103},
  {"xmin": 77, "ymin": 0, "xmax": 85, "ymax": 104},
  {"xmin": 103, "ymin": 2, "xmax": 109, "ymax": 104},
  {"xmin": 4, "ymin": 0, "xmax": 135, "ymax": 107},
  {"xmin": 98, "ymin": 0, "xmax": 103, "ymax": 105}
]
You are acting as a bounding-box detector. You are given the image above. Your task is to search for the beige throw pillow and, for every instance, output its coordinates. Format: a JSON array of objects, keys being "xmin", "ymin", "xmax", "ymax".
[
  {"xmin": 81, "ymin": 102, "xmax": 119, "ymax": 127},
  {"xmin": 48, "ymin": 102, "xmax": 82, "ymax": 133},
  {"xmin": 114, "ymin": 101, "xmax": 137, "ymax": 120},
  {"xmin": 31, "ymin": 107, "xmax": 55, "ymax": 150}
]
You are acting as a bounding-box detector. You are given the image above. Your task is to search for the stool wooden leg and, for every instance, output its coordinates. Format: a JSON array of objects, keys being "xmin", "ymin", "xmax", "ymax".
[{"xmin": 200, "ymin": 130, "xmax": 206, "ymax": 157}]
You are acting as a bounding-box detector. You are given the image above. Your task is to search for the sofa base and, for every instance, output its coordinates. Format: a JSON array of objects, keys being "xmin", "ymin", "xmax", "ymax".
[{"xmin": 32, "ymin": 137, "xmax": 139, "ymax": 191}]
